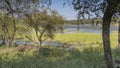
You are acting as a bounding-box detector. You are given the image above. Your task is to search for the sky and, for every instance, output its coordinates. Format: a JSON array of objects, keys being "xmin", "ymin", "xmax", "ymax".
[{"xmin": 50, "ymin": 0, "xmax": 77, "ymax": 20}]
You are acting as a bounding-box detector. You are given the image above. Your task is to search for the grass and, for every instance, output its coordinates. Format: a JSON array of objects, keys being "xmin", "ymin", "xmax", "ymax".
[
  {"xmin": 0, "ymin": 45, "xmax": 106, "ymax": 68},
  {"xmin": 53, "ymin": 32, "xmax": 102, "ymax": 44},
  {"xmin": 0, "ymin": 32, "xmax": 119, "ymax": 68},
  {"xmin": 0, "ymin": 45, "xmax": 120, "ymax": 68},
  {"xmin": 51, "ymin": 32, "xmax": 118, "ymax": 48}
]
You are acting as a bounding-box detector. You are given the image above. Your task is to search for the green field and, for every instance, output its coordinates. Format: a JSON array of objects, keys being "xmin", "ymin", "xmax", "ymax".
[
  {"xmin": 51, "ymin": 32, "xmax": 118, "ymax": 48},
  {"xmin": 0, "ymin": 32, "xmax": 119, "ymax": 68}
]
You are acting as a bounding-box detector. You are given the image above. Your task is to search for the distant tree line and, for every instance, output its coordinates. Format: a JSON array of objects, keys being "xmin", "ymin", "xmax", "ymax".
[{"xmin": 67, "ymin": 18, "xmax": 119, "ymax": 26}]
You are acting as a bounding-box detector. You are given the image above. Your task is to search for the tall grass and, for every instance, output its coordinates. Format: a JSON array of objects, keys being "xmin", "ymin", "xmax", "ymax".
[{"xmin": 0, "ymin": 45, "xmax": 113, "ymax": 68}]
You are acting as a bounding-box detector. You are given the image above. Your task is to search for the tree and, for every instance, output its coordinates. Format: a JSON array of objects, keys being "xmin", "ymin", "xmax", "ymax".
[
  {"xmin": 0, "ymin": 0, "xmax": 33, "ymax": 48},
  {"xmin": 72, "ymin": 0, "xmax": 120, "ymax": 68},
  {"xmin": 25, "ymin": 9, "xmax": 65, "ymax": 48},
  {"xmin": 111, "ymin": 16, "xmax": 120, "ymax": 48},
  {"xmin": 0, "ymin": 0, "xmax": 51, "ymax": 48},
  {"xmin": 0, "ymin": 12, "xmax": 17, "ymax": 48},
  {"xmin": 117, "ymin": 17, "xmax": 120, "ymax": 48},
  {"xmin": 76, "ymin": 13, "xmax": 80, "ymax": 31},
  {"xmin": 0, "ymin": 13, "xmax": 6, "ymax": 46}
]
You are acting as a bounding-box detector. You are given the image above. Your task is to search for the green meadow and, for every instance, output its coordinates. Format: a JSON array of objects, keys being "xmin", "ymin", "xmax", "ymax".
[{"xmin": 52, "ymin": 32, "xmax": 118, "ymax": 48}]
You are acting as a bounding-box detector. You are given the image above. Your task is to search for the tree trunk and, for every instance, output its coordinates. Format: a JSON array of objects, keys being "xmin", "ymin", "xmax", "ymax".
[
  {"xmin": 6, "ymin": 42, "xmax": 10, "ymax": 49},
  {"xmin": 39, "ymin": 40, "xmax": 42, "ymax": 48},
  {"xmin": 118, "ymin": 20, "xmax": 120, "ymax": 48},
  {"xmin": 0, "ymin": 34, "xmax": 6, "ymax": 45},
  {"xmin": 77, "ymin": 17, "xmax": 80, "ymax": 31},
  {"xmin": 102, "ymin": 5, "xmax": 114, "ymax": 68}
]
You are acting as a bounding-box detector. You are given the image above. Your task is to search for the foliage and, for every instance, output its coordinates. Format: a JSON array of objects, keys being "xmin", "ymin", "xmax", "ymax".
[
  {"xmin": 0, "ymin": 0, "xmax": 52, "ymax": 48},
  {"xmin": 0, "ymin": 45, "xmax": 105, "ymax": 68},
  {"xmin": 24, "ymin": 9, "xmax": 65, "ymax": 46},
  {"xmin": 67, "ymin": 18, "xmax": 119, "ymax": 25},
  {"xmin": 0, "ymin": 13, "xmax": 17, "ymax": 47},
  {"xmin": 72, "ymin": 0, "xmax": 120, "ymax": 68},
  {"xmin": 0, "ymin": 0, "xmax": 51, "ymax": 15},
  {"xmin": 0, "ymin": 44, "xmax": 119, "ymax": 68}
]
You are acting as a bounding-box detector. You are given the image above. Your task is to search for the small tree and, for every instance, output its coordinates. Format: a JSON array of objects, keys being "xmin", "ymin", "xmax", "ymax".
[
  {"xmin": 25, "ymin": 9, "xmax": 64, "ymax": 47},
  {"xmin": 0, "ymin": 13, "xmax": 16, "ymax": 48}
]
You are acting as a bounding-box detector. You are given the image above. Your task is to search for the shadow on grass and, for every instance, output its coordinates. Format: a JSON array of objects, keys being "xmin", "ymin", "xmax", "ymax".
[{"xmin": 0, "ymin": 45, "xmax": 108, "ymax": 68}]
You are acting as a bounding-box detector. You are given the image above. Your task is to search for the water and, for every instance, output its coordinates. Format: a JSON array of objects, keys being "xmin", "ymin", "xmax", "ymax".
[
  {"xmin": 14, "ymin": 41, "xmax": 63, "ymax": 47},
  {"xmin": 63, "ymin": 24, "xmax": 118, "ymax": 34},
  {"xmin": 0, "ymin": 40, "xmax": 63, "ymax": 47}
]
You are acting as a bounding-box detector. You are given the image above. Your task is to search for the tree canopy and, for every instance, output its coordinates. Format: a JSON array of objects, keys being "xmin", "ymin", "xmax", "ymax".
[
  {"xmin": 72, "ymin": 0, "xmax": 120, "ymax": 19},
  {"xmin": 72, "ymin": 0, "xmax": 120, "ymax": 68}
]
